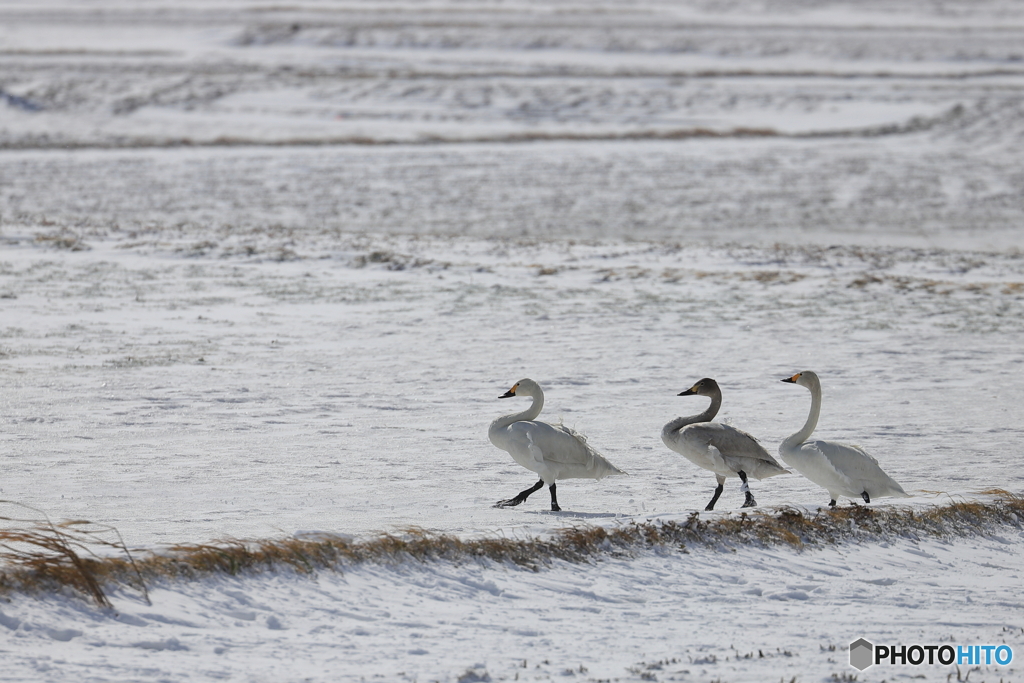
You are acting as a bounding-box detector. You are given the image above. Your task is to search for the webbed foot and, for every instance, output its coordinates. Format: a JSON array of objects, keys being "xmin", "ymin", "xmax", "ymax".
[{"xmin": 494, "ymin": 479, "xmax": 545, "ymax": 509}]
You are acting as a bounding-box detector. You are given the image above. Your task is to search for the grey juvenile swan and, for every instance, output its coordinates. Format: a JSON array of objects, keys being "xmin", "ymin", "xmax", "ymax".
[
  {"xmin": 780, "ymin": 370, "xmax": 909, "ymax": 507},
  {"xmin": 489, "ymin": 379, "xmax": 625, "ymax": 511},
  {"xmin": 662, "ymin": 378, "xmax": 787, "ymax": 511}
]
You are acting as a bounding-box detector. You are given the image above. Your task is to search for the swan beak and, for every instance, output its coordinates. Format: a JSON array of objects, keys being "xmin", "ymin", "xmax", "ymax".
[
  {"xmin": 781, "ymin": 373, "xmax": 800, "ymax": 384},
  {"xmin": 677, "ymin": 386, "xmax": 698, "ymax": 396},
  {"xmin": 499, "ymin": 384, "xmax": 518, "ymax": 399}
]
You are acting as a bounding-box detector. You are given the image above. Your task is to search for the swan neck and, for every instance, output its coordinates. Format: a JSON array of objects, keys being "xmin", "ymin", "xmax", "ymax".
[
  {"xmin": 489, "ymin": 389, "xmax": 544, "ymax": 445},
  {"xmin": 662, "ymin": 391, "xmax": 721, "ymax": 439},
  {"xmin": 519, "ymin": 390, "xmax": 543, "ymax": 422},
  {"xmin": 783, "ymin": 380, "xmax": 821, "ymax": 450}
]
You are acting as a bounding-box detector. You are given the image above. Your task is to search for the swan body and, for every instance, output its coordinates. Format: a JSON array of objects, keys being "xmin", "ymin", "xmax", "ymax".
[
  {"xmin": 780, "ymin": 371, "xmax": 909, "ymax": 506},
  {"xmin": 489, "ymin": 378, "xmax": 625, "ymax": 511},
  {"xmin": 662, "ymin": 378, "xmax": 787, "ymax": 511}
]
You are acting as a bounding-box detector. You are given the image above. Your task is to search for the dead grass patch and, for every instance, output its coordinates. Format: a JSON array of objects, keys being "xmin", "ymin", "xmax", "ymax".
[
  {"xmin": 0, "ymin": 501, "xmax": 148, "ymax": 608},
  {"xmin": 2, "ymin": 492, "xmax": 1021, "ymax": 607}
]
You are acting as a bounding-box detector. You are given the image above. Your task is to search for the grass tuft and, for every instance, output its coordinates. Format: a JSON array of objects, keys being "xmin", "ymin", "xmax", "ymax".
[
  {"xmin": 0, "ymin": 501, "xmax": 148, "ymax": 608},
  {"xmin": 2, "ymin": 492, "xmax": 1022, "ymax": 607}
]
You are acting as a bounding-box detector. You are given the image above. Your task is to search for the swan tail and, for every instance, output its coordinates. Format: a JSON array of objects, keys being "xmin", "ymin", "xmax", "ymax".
[
  {"xmin": 589, "ymin": 447, "xmax": 627, "ymax": 479},
  {"xmin": 752, "ymin": 462, "xmax": 790, "ymax": 480},
  {"xmin": 556, "ymin": 422, "xmax": 626, "ymax": 478},
  {"xmin": 880, "ymin": 481, "xmax": 911, "ymax": 498}
]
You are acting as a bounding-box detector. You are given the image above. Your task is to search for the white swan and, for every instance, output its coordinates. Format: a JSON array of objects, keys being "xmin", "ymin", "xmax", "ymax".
[
  {"xmin": 780, "ymin": 370, "xmax": 909, "ymax": 507},
  {"xmin": 489, "ymin": 379, "xmax": 626, "ymax": 511},
  {"xmin": 662, "ymin": 378, "xmax": 787, "ymax": 511}
]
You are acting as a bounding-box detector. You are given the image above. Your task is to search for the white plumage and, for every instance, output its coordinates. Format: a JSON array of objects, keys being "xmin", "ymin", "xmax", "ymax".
[
  {"xmin": 489, "ymin": 378, "xmax": 625, "ymax": 511},
  {"xmin": 780, "ymin": 370, "xmax": 909, "ymax": 506},
  {"xmin": 662, "ymin": 378, "xmax": 787, "ymax": 511}
]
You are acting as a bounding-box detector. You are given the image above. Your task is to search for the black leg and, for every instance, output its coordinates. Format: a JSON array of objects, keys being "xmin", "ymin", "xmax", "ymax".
[
  {"xmin": 494, "ymin": 479, "xmax": 544, "ymax": 508},
  {"xmin": 861, "ymin": 491, "xmax": 870, "ymax": 504},
  {"xmin": 829, "ymin": 499, "xmax": 837, "ymax": 507},
  {"xmin": 738, "ymin": 470, "xmax": 756, "ymax": 508},
  {"xmin": 705, "ymin": 481, "xmax": 725, "ymax": 511},
  {"xmin": 549, "ymin": 483, "xmax": 560, "ymax": 512}
]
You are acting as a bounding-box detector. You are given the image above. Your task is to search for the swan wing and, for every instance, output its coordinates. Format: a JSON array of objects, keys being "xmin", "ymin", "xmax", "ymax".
[
  {"xmin": 792, "ymin": 441, "xmax": 860, "ymax": 493},
  {"xmin": 704, "ymin": 424, "xmax": 788, "ymax": 477},
  {"xmin": 677, "ymin": 423, "xmax": 787, "ymax": 479},
  {"xmin": 504, "ymin": 421, "xmax": 553, "ymax": 461},
  {"xmin": 554, "ymin": 423, "xmax": 626, "ymax": 476},
  {"xmin": 508, "ymin": 421, "xmax": 624, "ymax": 478},
  {"xmin": 704, "ymin": 424, "xmax": 773, "ymax": 460},
  {"xmin": 666, "ymin": 424, "xmax": 718, "ymax": 471},
  {"xmin": 816, "ymin": 441, "xmax": 908, "ymax": 496},
  {"xmin": 505, "ymin": 422, "xmax": 583, "ymax": 463},
  {"xmin": 526, "ymin": 430, "xmax": 546, "ymax": 464},
  {"xmin": 792, "ymin": 440, "xmax": 907, "ymax": 498},
  {"xmin": 812, "ymin": 440, "xmax": 877, "ymax": 472}
]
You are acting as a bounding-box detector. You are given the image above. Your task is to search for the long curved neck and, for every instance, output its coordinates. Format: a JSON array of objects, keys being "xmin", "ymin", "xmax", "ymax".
[
  {"xmin": 783, "ymin": 379, "xmax": 820, "ymax": 450},
  {"xmin": 661, "ymin": 389, "xmax": 721, "ymax": 441},
  {"xmin": 489, "ymin": 390, "xmax": 543, "ymax": 448}
]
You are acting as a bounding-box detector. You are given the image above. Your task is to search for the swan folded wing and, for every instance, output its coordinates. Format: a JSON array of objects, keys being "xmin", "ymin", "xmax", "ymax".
[
  {"xmin": 503, "ymin": 421, "xmax": 541, "ymax": 454},
  {"xmin": 705, "ymin": 425, "xmax": 785, "ymax": 472},
  {"xmin": 553, "ymin": 424, "xmax": 598, "ymax": 470},
  {"xmin": 822, "ymin": 442, "xmax": 907, "ymax": 496},
  {"xmin": 696, "ymin": 442, "xmax": 722, "ymax": 472},
  {"xmin": 551, "ymin": 424, "xmax": 624, "ymax": 478},
  {"xmin": 704, "ymin": 425, "xmax": 770, "ymax": 458},
  {"xmin": 502, "ymin": 421, "xmax": 623, "ymax": 479},
  {"xmin": 505, "ymin": 421, "xmax": 585, "ymax": 463},
  {"xmin": 801, "ymin": 440, "xmax": 865, "ymax": 492},
  {"xmin": 525, "ymin": 431, "xmax": 545, "ymax": 464}
]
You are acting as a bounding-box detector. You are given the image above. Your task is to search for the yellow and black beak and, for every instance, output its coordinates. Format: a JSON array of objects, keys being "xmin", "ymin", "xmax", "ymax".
[
  {"xmin": 677, "ymin": 384, "xmax": 699, "ymax": 396},
  {"xmin": 499, "ymin": 384, "xmax": 518, "ymax": 399},
  {"xmin": 781, "ymin": 373, "xmax": 801, "ymax": 384}
]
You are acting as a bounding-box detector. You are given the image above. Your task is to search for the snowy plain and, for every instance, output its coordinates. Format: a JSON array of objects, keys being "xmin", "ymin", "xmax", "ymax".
[{"xmin": 2, "ymin": 1, "xmax": 1024, "ymax": 681}]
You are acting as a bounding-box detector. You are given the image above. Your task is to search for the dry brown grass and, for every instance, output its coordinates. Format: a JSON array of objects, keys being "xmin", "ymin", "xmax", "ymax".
[
  {"xmin": 2, "ymin": 492, "xmax": 1021, "ymax": 607},
  {"xmin": 0, "ymin": 501, "xmax": 148, "ymax": 608}
]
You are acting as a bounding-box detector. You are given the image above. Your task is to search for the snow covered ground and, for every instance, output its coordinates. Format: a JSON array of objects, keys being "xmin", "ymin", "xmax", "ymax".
[
  {"xmin": 3, "ymin": 526, "xmax": 1024, "ymax": 683},
  {"xmin": 2, "ymin": 1, "xmax": 1024, "ymax": 681}
]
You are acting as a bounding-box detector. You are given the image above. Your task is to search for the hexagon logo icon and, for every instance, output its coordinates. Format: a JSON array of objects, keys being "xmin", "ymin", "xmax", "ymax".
[{"xmin": 849, "ymin": 638, "xmax": 874, "ymax": 671}]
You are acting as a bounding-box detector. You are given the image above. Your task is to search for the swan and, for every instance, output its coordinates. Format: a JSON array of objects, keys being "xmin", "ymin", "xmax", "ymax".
[
  {"xmin": 662, "ymin": 378, "xmax": 787, "ymax": 511},
  {"xmin": 489, "ymin": 378, "xmax": 625, "ymax": 511},
  {"xmin": 780, "ymin": 370, "xmax": 909, "ymax": 507}
]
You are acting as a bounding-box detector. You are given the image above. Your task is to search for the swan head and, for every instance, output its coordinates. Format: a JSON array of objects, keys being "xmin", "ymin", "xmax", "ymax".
[
  {"xmin": 677, "ymin": 377, "xmax": 720, "ymax": 397},
  {"xmin": 781, "ymin": 370, "xmax": 820, "ymax": 389},
  {"xmin": 499, "ymin": 378, "xmax": 541, "ymax": 399}
]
